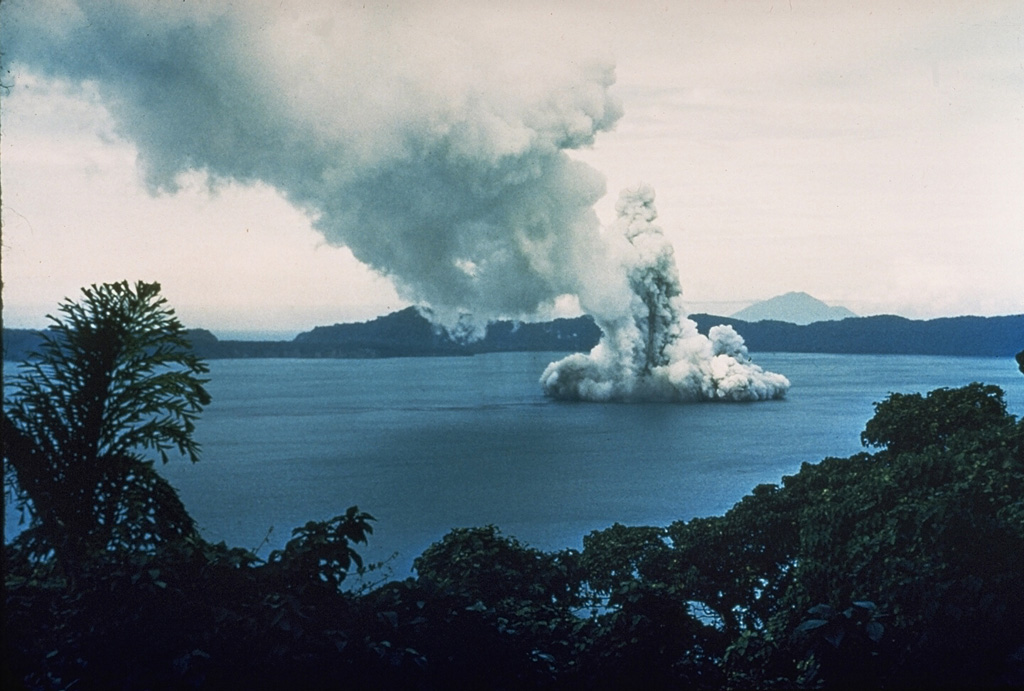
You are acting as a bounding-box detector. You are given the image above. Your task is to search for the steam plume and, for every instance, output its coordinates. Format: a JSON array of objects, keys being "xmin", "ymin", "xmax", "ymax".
[
  {"xmin": 3, "ymin": 1, "xmax": 621, "ymax": 329},
  {"xmin": 5, "ymin": 2, "xmax": 788, "ymax": 401},
  {"xmin": 542, "ymin": 187, "xmax": 790, "ymax": 401}
]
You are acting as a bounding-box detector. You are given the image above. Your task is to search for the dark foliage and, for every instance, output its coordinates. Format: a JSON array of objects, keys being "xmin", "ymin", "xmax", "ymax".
[
  {"xmin": 9, "ymin": 378, "xmax": 1022, "ymax": 688},
  {"xmin": 4, "ymin": 281, "xmax": 210, "ymax": 579},
  {"xmin": 5, "ymin": 284, "xmax": 1024, "ymax": 688},
  {"xmin": 860, "ymin": 382, "xmax": 1010, "ymax": 454}
]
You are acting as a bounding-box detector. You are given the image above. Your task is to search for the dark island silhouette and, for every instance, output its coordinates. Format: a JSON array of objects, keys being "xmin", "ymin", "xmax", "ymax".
[{"xmin": 6, "ymin": 308, "xmax": 1024, "ymax": 361}]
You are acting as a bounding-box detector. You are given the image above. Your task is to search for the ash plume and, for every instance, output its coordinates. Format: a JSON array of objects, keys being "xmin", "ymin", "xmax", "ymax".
[
  {"xmin": 3, "ymin": 1, "xmax": 621, "ymax": 330},
  {"xmin": 5, "ymin": 1, "xmax": 788, "ymax": 402},
  {"xmin": 541, "ymin": 187, "xmax": 789, "ymax": 402}
]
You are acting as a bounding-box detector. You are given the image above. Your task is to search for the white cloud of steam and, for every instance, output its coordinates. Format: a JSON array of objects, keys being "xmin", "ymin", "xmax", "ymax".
[{"xmin": 541, "ymin": 187, "xmax": 790, "ymax": 402}]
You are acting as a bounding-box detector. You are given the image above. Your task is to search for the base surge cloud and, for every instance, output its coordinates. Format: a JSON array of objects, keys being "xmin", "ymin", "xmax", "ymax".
[
  {"xmin": 542, "ymin": 187, "xmax": 789, "ymax": 402},
  {"xmin": 5, "ymin": 1, "xmax": 788, "ymax": 402}
]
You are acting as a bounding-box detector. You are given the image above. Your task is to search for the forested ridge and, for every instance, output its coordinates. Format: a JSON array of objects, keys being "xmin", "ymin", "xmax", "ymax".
[
  {"xmin": 4, "ymin": 283, "xmax": 1024, "ymax": 689},
  {"xmin": 6, "ymin": 309, "xmax": 1023, "ymax": 361}
]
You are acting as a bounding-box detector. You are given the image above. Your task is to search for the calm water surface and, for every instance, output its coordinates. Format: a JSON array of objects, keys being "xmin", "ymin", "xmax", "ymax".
[{"xmin": 7, "ymin": 353, "xmax": 1024, "ymax": 577}]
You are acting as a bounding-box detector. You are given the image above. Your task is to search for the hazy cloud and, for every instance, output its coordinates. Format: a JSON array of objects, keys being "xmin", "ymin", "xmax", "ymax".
[{"xmin": 5, "ymin": 0, "xmax": 623, "ymax": 327}]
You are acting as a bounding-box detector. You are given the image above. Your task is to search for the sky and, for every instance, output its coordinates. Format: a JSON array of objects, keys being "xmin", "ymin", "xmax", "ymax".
[{"xmin": 2, "ymin": 0, "xmax": 1022, "ymax": 338}]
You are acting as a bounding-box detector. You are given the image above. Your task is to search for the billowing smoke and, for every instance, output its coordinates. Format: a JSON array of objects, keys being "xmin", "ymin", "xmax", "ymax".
[
  {"xmin": 4, "ymin": 1, "xmax": 788, "ymax": 401},
  {"xmin": 3, "ymin": 1, "xmax": 621, "ymax": 330},
  {"xmin": 541, "ymin": 187, "xmax": 790, "ymax": 401}
]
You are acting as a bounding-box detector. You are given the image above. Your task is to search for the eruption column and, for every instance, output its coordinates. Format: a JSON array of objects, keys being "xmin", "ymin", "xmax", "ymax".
[
  {"xmin": 5, "ymin": 1, "xmax": 791, "ymax": 402},
  {"xmin": 541, "ymin": 187, "xmax": 790, "ymax": 402}
]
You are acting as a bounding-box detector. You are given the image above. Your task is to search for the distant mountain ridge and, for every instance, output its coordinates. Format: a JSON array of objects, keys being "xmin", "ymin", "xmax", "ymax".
[
  {"xmin": 4, "ymin": 309, "xmax": 1022, "ymax": 361},
  {"xmin": 688, "ymin": 313, "xmax": 1023, "ymax": 358},
  {"xmin": 293, "ymin": 307, "xmax": 601, "ymax": 356},
  {"xmin": 732, "ymin": 291, "xmax": 857, "ymax": 325}
]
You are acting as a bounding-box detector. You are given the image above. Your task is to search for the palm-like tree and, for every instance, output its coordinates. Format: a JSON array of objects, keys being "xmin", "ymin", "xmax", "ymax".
[{"xmin": 4, "ymin": 281, "xmax": 211, "ymax": 577}]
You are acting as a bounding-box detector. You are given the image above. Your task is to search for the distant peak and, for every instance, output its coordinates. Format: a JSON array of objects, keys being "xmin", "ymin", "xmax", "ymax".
[{"xmin": 732, "ymin": 292, "xmax": 857, "ymax": 325}]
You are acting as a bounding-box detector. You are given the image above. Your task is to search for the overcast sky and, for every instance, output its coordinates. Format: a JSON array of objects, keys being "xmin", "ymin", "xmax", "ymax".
[{"xmin": 3, "ymin": 1, "xmax": 1022, "ymax": 336}]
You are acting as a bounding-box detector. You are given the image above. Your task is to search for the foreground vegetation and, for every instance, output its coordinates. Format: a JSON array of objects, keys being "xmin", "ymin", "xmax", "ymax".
[{"xmin": 4, "ymin": 283, "xmax": 1024, "ymax": 688}]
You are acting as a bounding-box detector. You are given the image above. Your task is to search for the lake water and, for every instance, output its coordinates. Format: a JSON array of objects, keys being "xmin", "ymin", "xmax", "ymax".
[{"xmin": 6, "ymin": 352, "xmax": 1024, "ymax": 578}]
